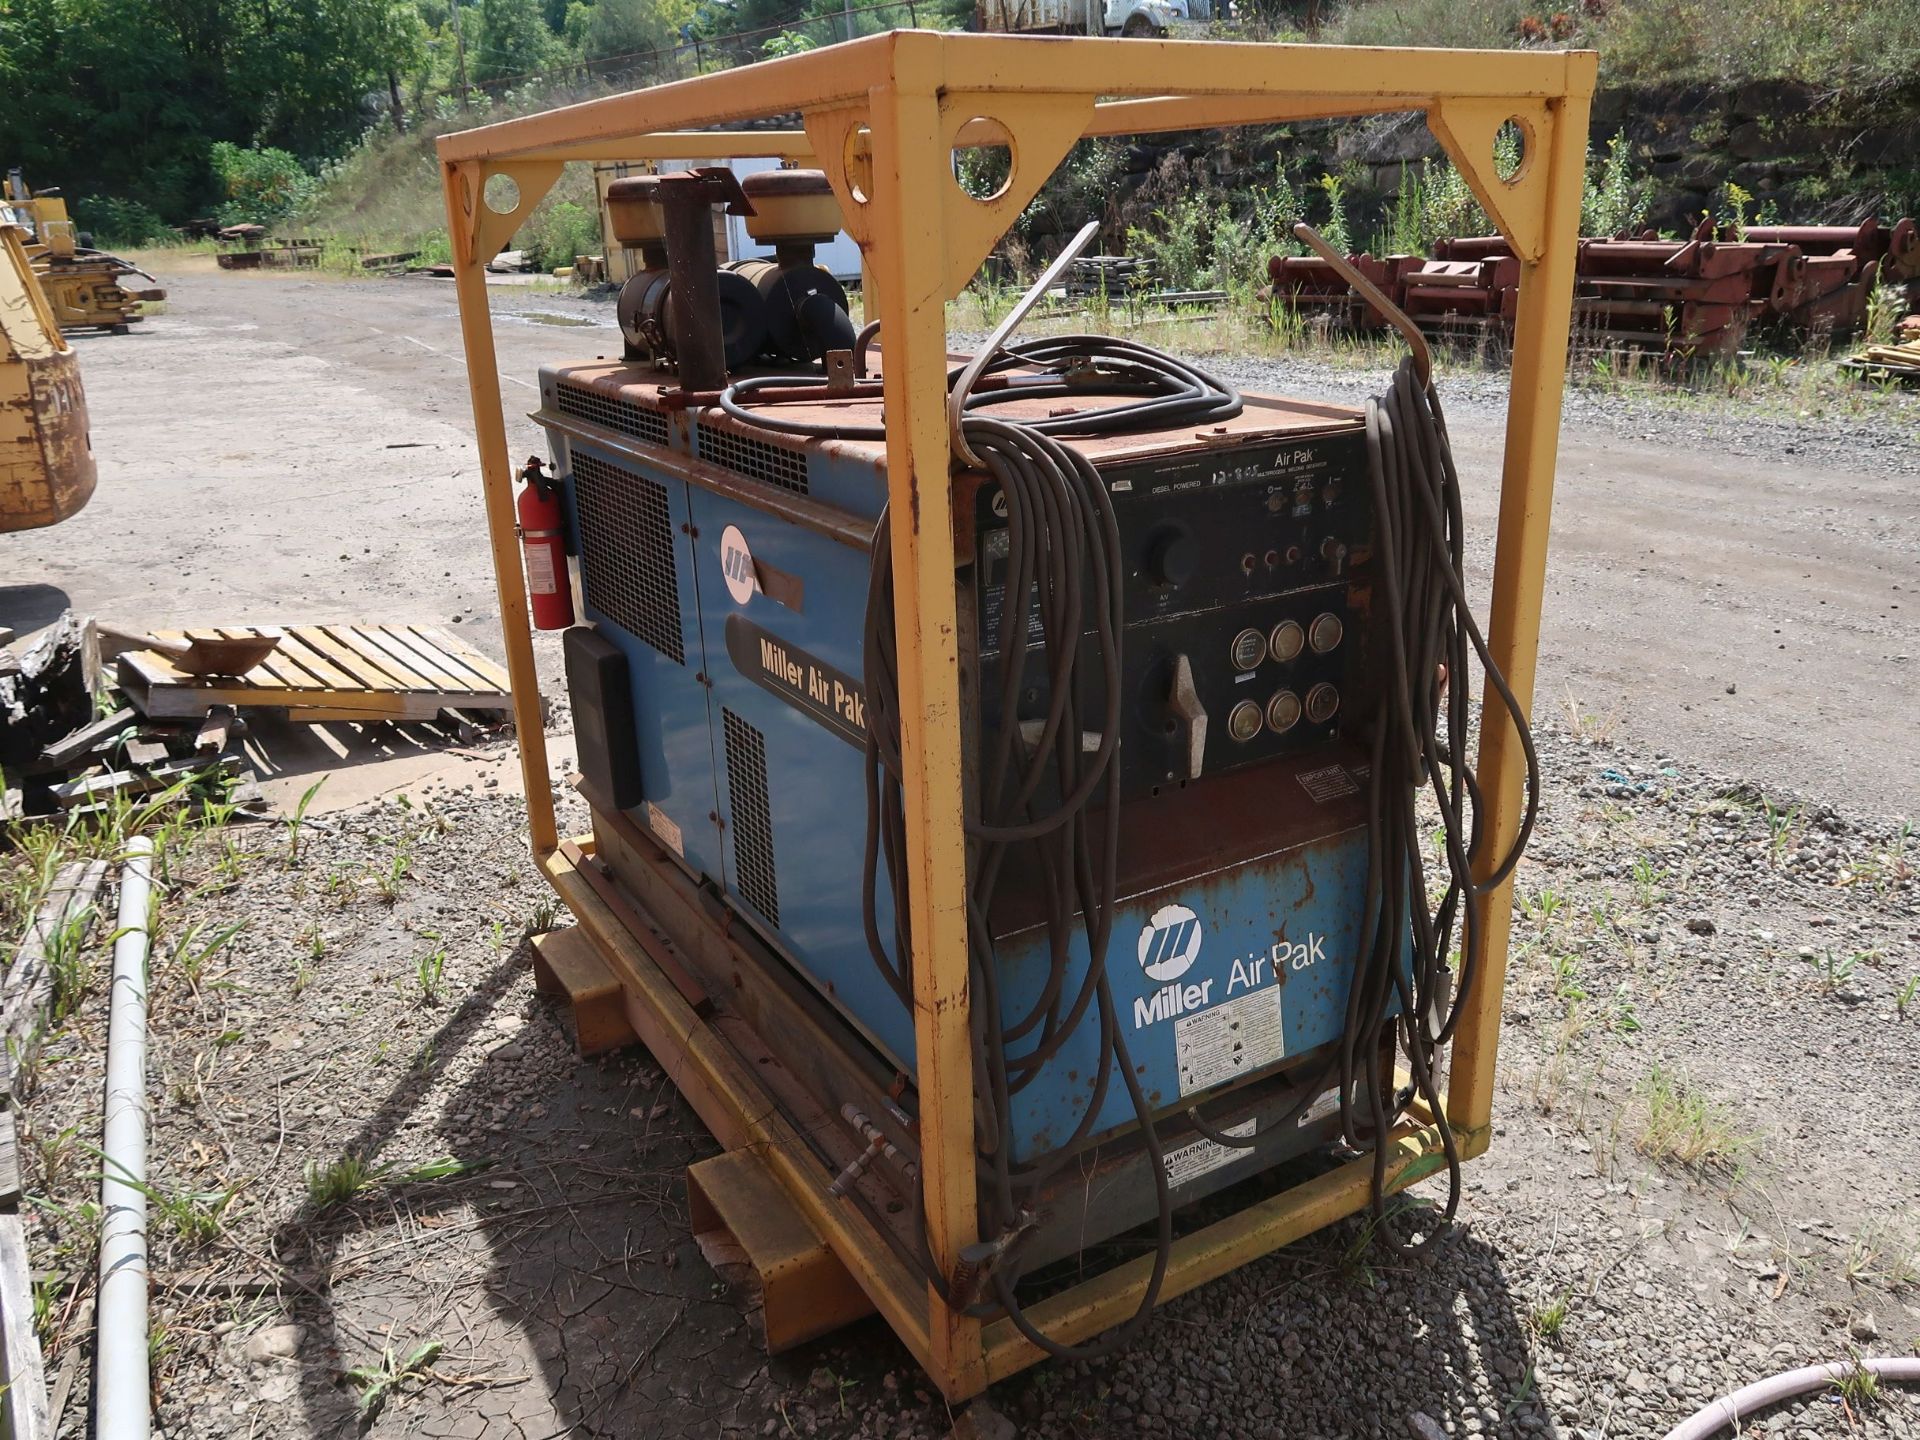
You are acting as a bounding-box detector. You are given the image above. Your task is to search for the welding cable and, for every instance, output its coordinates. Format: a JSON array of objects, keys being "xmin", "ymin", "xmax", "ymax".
[
  {"xmin": 948, "ymin": 334, "xmax": 1241, "ymax": 437},
  {"xmin": 716, "ymin": 332, "xmax": 1241, "ymax": 443},
  {"xmin": 1326, "ymin": 354, "xmax": 1540, "ymax": 1251},
  {"xmin": 850, "ymin": 393, "xmax": 1178, "ymax": 1357}
]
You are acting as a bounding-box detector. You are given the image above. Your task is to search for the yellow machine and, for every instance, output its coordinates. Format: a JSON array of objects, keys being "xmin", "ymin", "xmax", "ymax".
[
  {"xmin": 1, "ymin": 220, "xmax": 96, "ymax": 532},
  {"xmin": 3, "ymin": 171, "xmax": 165, "ymax": 333}
]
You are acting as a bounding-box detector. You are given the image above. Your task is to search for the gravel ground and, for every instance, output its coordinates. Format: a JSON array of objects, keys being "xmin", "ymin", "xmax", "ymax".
[
  {"xmin": 13, "ymin": 713, "xmax": 1916, "ymax": 1440},
  {"xmin": 4, "ymin": 270, "xmax": 1917, "ymax": 1438}
]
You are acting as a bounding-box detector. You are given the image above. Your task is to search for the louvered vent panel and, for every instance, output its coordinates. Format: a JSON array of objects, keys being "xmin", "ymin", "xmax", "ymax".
[
  {"xmin": 569, "ymin": 451, "xmax": 684, "ymax": 664},
  {"xmin": 556, "ymin": 379, "xmax": 669, "ymax": 447},
  {"xmin": 697, "ymin": 423, "xmax": 810, "ymax": 494},
  {"xmin": 722, "ymin": 707, "xmax": 779, "ymax": 926}
]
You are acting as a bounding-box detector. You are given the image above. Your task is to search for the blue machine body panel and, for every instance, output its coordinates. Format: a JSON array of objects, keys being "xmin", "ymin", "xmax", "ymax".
[
  {"xmin": 681, "ymin": 480, "xmax": 918, "ymax": 1069},
  {"xmin": 991, "ymin": 773, "xmax": 1376, "ymax": 1162},
  {"xmin": 539, "ymin": 360, "xmax": 1386, "ymax": 1170},
  {"xmin": 557, "ymin": 429, "xmax": 729, "ymax": 887}
]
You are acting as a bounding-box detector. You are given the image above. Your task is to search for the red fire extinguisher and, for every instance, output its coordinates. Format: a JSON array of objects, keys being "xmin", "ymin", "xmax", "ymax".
[{"xmin": 517, "ymin": 457, "xmax": 574, "ymax": 630}]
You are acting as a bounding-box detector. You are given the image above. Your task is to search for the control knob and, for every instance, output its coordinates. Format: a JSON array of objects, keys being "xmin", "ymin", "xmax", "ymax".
[{"xmin": 1144, "ymin": 524, "xmax": 1199, "ymax": 588}]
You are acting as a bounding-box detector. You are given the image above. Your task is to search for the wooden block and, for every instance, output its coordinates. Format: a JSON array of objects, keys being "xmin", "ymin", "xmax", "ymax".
[
  {"xmin": 688, "ymin": 1148, "xmax": 875, "ymax": 1352},
  {"xmin": 530, "ymin": 927, "xmax": 637, "ymax": 1057},
  {"xmin": 194, "ymin": 704, "xmax": 236, "ymax": 753},
  {"xmin": 124, "ymin": 738, "xmax": 171, "ymax": 768},
  {"xmin": 0, "ymin": 1212, "xmax": 49, "ymax": 1440}
]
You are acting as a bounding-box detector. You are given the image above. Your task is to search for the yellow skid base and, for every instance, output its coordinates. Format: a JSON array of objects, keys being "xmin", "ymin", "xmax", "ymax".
[
  {"xmin": 541, "ymin": 839, "xmax": 1479, "ymax": 1398},
  {"xmin": 530, "ymin": 927, "xmax": 637, "ymax": 1057}
]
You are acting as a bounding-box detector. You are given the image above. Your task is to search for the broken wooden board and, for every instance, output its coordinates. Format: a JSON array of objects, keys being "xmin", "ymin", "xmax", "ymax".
[
  {"xmin": 117, "ymin": 624, "xmax": 512, "ymax": 722},
  {"xmin": 35, "ymin": 706, "xmax": 136, "ymax": 768},
  {"xmin": 50, "ymin": 753, "xmax": 246, "ymax": 808},
  {"xmin": 0, "ymin": 1212, "xmax": 48, "ymax": 1440},
  {"xmin": 0, "ymin": 860, "xmax": 106, "ymax": 1055}
]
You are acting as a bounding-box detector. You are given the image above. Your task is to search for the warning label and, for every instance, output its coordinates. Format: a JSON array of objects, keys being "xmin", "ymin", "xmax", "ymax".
[
  {"xmin": 1296, "ymin": 763, "xmax": 1359, "ymax": 803},
  {"xmin": 1297, "ymin": 1086, "xmax": 1341, "ymax": 1127},
  {"xmin": 646, "ymin": 803, "xmax": 685, "ymax": 858},
  {"xmin": 1174, "ymin": 985, "xmax": 1284, "ymax": 1096},
  {"xmin": 1162, "ymin": 1120, "xmax": 1257, "ymax": 1188}
]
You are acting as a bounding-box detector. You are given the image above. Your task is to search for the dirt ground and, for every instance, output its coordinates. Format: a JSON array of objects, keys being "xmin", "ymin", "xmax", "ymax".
[{"xmin": 2, "ymin": 264, "xmax": 1918, "ymax": 1440}]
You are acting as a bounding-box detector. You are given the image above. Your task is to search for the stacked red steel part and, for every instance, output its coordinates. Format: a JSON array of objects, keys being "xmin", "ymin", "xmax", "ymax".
[{"xmin": 1265, "ymin": 213, "xmax": 1919, "ymax": 360}]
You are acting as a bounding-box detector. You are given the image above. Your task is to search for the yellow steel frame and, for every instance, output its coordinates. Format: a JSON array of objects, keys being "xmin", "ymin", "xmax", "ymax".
[{"xmin": 438, "ymin": 30, "xmax": 1594, "ymax": 1400}]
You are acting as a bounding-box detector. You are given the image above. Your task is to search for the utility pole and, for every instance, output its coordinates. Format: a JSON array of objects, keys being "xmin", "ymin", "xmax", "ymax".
[{"xmin": 449, "ymin": 0, "xmax": 471, "ymax": 109}]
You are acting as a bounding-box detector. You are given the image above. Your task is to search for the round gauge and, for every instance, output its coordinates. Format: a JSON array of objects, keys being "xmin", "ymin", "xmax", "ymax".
[
  {"xmin": 1229, "ymin": 627, "xmax": 1266, "ymax": 671},
  {"xmin": 1308, "ymin": 612, "xmax": 1344, "ymax": 653},
  {"xmin": 1266, "ymin": 689, "xmax": 1302, "ymax": 734},
  {"xmin": 1305, "ymin": 682, "xmax": 1341, "ymax": 724},
  {"xmin": 1227, "ymin": 699, "xmax": 1263, "ymax": 743},
  {"xmin": 1268, "ymin": 619, "xmax": 1305, "ymax": 664}
]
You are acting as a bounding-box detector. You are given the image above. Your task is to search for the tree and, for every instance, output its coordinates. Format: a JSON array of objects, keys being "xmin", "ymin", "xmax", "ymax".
[
  {"xmin": 472, "ymin": 0, "xmax": 562, "ymax": 80},
  {"xmin": 563, "ymin": 0, "xmax": 692, "ymax": 60},
  {"xmin": 0, "ymin": 0, "xmax": 436, "ymax": 218}
]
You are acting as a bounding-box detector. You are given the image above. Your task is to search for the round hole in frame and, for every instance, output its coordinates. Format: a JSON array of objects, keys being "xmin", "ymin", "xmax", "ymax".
[
  {"xmin": 843, "ymin": 126, "xmax": 874, "ymax": 205},
  {"xmin": 1494, "ymin": 117, "xmax": 1532, "ymax": 186},
  {"xmin": 483, "ymin": 173, "xmax": 521, "ymax": 215},
  {"xmin": 952, "ymin": 116, "xmax": 1014, "ymax": 204}
]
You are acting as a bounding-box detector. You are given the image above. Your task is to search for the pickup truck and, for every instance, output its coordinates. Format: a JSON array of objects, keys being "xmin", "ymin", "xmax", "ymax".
[{"xmin": 974, "ymin": 0, "xmax": 1213, "ymax": 38}]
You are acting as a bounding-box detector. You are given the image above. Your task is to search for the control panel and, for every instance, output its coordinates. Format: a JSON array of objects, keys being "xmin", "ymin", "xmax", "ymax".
[{"xmin": 975, "ymin": 422, "xmax": 1373, "ymax": 795}]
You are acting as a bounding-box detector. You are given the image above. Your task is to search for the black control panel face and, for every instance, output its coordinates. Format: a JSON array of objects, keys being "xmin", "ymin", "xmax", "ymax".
[{"xmin": 974, "ymin": 422, "xmax": 1374, "ymax": 796}]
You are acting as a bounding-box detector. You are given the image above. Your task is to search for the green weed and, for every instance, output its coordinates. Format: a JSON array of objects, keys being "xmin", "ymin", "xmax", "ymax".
[
  {"xmin": 305, "ymin": 1152, "xmax": 486, "ymax": 1209},
  {"xmin": 1529, "ymin": 1290, "xmax": 1571, "ymax": 1339},
  {"xmin": 1636, "ymin": 1066, "xmax": 1749, "ymax": 1176},
  {"xmin": 415, "ymin": 946, "xmax": 447, "ymax": 1005},
  {"xmin": 173, "ymin": 917, "xmax": 247, "ymax": 994},
  {"xmin": 283, "ymin": 776, "xmax": 327, "ymax": 863},
  {"xmin": 346, "ymin": 1338, "xmax": 444, "ymax": 1423}
]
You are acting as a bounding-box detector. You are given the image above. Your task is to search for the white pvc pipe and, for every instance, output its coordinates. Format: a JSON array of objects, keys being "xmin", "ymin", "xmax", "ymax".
[
  {"xmin": 96, "ymin": 835, "xmax": 154, "ymax": 1440},
  {"xmin": 1662, "ymin": 1357, "xmax": 1920, "ymax": 1440}
]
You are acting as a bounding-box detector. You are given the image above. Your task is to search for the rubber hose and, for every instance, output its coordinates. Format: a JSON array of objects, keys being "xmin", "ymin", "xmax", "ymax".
[{"xmin": 1661, "ymin": 1358, "xmax": 1920, "ymax": 1440}]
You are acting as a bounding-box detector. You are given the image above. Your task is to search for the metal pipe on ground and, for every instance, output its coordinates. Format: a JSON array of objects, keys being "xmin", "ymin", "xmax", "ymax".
[{"xmin": 96, "ymin": 834, "xmax": 155, "ymax": 1440}]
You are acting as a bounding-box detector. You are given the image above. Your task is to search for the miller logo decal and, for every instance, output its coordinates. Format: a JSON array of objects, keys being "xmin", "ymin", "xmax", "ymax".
[
  {"xmin": 1138, "ymin": 903, "xmax": 1203, "ymax": 983},
  {"xmin": 720, "ymin": 524, "xmax": 757, "ymax": 605}
]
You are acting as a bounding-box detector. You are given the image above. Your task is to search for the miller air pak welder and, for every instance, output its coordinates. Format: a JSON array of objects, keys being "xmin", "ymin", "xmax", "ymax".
[{"xmin": 526, "ymin": 166, "xmax": 1535, "ymax": 1349}]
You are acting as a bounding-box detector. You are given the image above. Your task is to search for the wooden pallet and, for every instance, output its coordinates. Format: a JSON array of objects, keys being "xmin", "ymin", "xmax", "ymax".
[{"xmin": 118, "ymin": 624, "xmax": 513, "ymax": 722}]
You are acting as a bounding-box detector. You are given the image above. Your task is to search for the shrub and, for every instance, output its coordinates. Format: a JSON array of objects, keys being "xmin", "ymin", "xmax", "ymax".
[
  {"xmin": 209, "ymin": 143, "xmax": 315, "ymax": 229},
  {"xmin": 518, "ymin": 198, "xmax": 601, "ymax": 272},
  {"xmin": 74, "ymin": 196, "xmax": 175, "ymax": 248}
]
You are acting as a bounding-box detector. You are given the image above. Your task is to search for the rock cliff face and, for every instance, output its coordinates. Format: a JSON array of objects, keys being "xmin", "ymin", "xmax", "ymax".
[{"xmin": 1090, "ymin": 80, "xmax": 1920, "ymax": 244}]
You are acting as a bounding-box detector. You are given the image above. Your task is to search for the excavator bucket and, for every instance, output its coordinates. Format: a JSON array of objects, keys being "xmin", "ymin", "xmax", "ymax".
[{"xmin": 1, "ymin": 222, "xmax": 95, "ymax": 533}]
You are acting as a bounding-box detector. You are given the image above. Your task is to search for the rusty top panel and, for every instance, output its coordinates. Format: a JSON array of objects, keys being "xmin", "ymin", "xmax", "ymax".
[{"xmin": 547, "ymin": 358, "xmax": 1363, "ymax": 470}]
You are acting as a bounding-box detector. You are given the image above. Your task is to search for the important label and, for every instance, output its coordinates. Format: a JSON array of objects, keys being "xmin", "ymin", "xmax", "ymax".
[
  {"xmin": 1162, "ymin": 1120, "xmax": 1257, "ymax": 1188},
  {"xmin": 1296, "ymin": 763, "xmax": 1359, "ymax": 803},
  {"xmin": 1174, "ymin": 985, "xmax": 1285, "ymax": 1096},
  {"xmin": 645, "ymin": 803, "xmax": 685, "ymax": 858}
]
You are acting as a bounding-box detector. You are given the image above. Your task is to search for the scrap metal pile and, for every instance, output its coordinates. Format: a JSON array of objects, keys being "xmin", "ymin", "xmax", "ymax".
[{"xmin": 1268, "ymin": 215, "xmax": 1920, "ymax": 361}]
